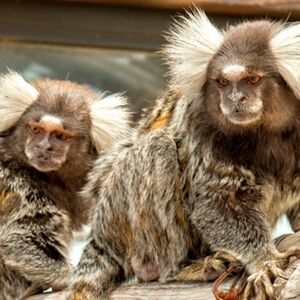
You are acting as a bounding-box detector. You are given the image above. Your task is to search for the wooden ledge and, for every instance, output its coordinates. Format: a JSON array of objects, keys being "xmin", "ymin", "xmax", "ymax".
[{"xmin": 26, "ymin": 280, "xmax": 229, "ymax": 300}]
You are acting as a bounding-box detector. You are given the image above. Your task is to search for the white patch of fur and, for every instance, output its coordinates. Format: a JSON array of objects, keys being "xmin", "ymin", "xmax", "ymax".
[
  {"xmin": 24, "ymin": 143, "xmax": 33, "ymax": 160},
  {"xmin": 41, "ymin": 114, "xmax": 62, "ymax": 125},
  {"xmin": 0, "ymin": 71, "xmax": 39, "ymax": 132},
  {"xmin": 219, "ymin": 101, "xmax": 231, "ymax": 115},
  {"xmin": 90, "ymin": 93, "xmax": 132, "ymax": 153},
  {"xmin": 271, "ymin": 23, "xmax": 300, "ymax": 99},
  {"xmin": 249, "ymin": 98, "xmax": 263, "ymax": 114},
  {"xmin": 163, "ymin": 8, "xmax": 224, "ymax": 95},
  {"xmin": 222, "ymin": 64, "xmax": 245, "ymax": 80},
  {"xmin": 73, "ymin": 224, "xmax": 91, "ymax": 239},
  {"xmin": 228, "ymin": 113, "xmax": 262, "ymax": 125}
]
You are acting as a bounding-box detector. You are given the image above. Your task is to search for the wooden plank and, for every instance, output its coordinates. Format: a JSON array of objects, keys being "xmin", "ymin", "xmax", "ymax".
[
  {"xmin": 26, "ymin": 280, "xmax": 231, "ymax": 300},
  {"xmin": 54, "ymin": 0, "xmax": 300, "ymax": 18}
]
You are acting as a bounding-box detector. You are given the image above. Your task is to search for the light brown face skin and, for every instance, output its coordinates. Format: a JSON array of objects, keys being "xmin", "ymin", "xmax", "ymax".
[
  {"xmin": 215, "ymin": 64, "xmax": 264, "ymax": 126},
  {"xmin": 24, "ymin": 115, "xmax": 77, "ymax": 172}
]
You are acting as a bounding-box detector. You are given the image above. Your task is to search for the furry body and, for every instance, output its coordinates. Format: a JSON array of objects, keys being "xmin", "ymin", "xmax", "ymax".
[
  {"xmin": 0, "ymin": 73, "xmax": 131, "ymax": 300},
  {"xmin": 69, "ymin": 11, "xmax": 300, "ymax": 299}
]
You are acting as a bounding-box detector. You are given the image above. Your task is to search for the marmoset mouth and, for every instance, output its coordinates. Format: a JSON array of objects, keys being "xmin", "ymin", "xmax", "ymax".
[
  {"xmin": 226, "ymin": 111, "xmax": 262, "ymax": 125},
  {"xmin": 29, "ymin": 155, "xmax": 62, "ymax": 172},
  {"xmin": 36, "ymin": 153, "xmax": 50, "ymax": 161},
  {"xmin": 220, "ymin": 98, "xmax": 263, "ymax": 126}
]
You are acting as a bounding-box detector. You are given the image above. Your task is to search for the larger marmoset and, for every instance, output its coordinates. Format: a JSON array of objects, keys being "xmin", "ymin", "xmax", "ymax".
[
  {"xmin": 0, "ymin": 71, "xmax": 131, "ymax": 300},
  {"xmin": 68, "ymin": 10, "xmax": 300, "ymax": 300}
]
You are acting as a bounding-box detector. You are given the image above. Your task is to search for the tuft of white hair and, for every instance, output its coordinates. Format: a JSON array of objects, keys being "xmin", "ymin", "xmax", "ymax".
[
  {"xmin": 0, "ymin": 71, "xmax": 39, "ymax": 132},
  {"xmin": 163, "ymin": 8, "xmax": 224, "ymax": 95},
  {"xmin": 90, "ymin": 93, "xmax": 132, "ymax": 153},
  {"xmin": 271, "ymin": 22, "xmax": 300, "ymax": 99}
]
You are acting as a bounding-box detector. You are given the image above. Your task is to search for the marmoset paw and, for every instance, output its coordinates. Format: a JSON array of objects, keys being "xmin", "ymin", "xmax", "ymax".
[
  {"xmin": 172, "ymin": 252, "xmax": 237, "ymax": 282},
  {"xmin": 242, "ymin": 261, "xmax": 287, "ymax": 300}
]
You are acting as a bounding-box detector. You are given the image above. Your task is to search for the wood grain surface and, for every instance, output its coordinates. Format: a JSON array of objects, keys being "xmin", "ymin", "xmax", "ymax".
[{"xmin": 26, "ymin": 280, "xmax": 230, "ymax": 300}]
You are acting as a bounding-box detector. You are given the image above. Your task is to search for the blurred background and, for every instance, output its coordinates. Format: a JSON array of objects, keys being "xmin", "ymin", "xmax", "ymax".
[{"xmin": 1, "ymin": 0, "xmax": 300, "ymax": 120}]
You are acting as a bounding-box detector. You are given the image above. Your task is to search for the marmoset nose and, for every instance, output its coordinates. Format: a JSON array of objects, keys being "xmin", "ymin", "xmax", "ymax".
[
  {"xmin": 228, "ymin": 89, "xmax": 246, "ymax": 103},
  {"xmin": 37, "ymin": 138, "xmax": 53, "ymax": 152}
]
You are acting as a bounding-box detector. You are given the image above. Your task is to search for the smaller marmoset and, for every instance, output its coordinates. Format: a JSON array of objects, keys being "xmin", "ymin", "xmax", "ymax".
[
  {"xmin": 0, "ymin": 71, "xmax": 131, "ymax": 300},
  {"xmin": 69, "ymin": 9, "xmax": 300, "ymax": 300}
]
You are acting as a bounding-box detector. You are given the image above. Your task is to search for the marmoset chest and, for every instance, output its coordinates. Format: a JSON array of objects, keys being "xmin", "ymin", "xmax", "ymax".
[
  {"xmin": 186, "ymin": 128, "xmax": 300, "ymax": 209},
  {"xmin": 208, "ymin": 126, "xmax": 300, "ymax": 178},
  {"xmin": 0, "ymin": 163, "xmax": 86, "ymax": 231}
]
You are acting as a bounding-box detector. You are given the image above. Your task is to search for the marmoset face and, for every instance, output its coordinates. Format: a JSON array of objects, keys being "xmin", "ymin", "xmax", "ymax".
[
  {"xmin": 204, "ymin": 21, "xmax": 298, "ymax": 133},
  {"xmin": 212, "ymin": 64, "xmax": 264, "ymax": 126},
  {"xmin": 24, "ymin": 114, "xmax": 77, "ymax": 172},
  {"xmin": 14, "ymin": 93, "xmax": 92, "ymax": 173}
]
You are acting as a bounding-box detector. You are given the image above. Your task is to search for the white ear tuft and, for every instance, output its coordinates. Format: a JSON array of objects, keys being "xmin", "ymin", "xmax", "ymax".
[
  {"xmin": 0, "ymin": 71, "xmax": 39, "ymax": 132},
  {"xmin": 163, "ymin": 8, "xmax": 224, "ymax": 95},
  {"xmin": 90, "ymin": 93, "xmax": 132, "ymax": 153},
  {"xmin": 271, "ymin": 23, "xmax": 300, "ymax": 98}
]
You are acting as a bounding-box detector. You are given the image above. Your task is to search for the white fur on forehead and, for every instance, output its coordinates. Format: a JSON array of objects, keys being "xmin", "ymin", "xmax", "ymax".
[
  {"xmin": 0, "ymin": 71, "xmax": 39, "ymax": 133},
  {"xmin": 271, "ymin": 22, "xmax": 300, "ymax": 99},
  {"xmin": 163, "ymin": 9, "xmax": 224, "ymax": 95},
  {"xmin": 90, "ymin": 93, "xmax": 131, "ymax": 153},
  {"xmin": 41, "ymin": 115, "xmax": 62, "ymax": 125}
]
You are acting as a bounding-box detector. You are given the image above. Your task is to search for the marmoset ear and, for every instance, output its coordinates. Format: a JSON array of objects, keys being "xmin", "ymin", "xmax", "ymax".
[
  {"xmin": 163, "ymin": 8, "xmax": 224, "ymax": 94},
  {"xmin": 89, "ymin": 93, "xmax": 132, "ymax": 153},
  {"xmin": 0, "ymin": 71, "xmax": 39, "ymax": 133},
  {"xmin": 270, "ymin": 22, "xmax": 300, "ymax": 99}
]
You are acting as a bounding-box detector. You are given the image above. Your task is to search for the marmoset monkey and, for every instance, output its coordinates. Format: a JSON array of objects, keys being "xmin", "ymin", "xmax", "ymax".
[
  {"xmin": 68, "ymin": 10, "xmax": 300, "ymax": 300},
  {"xmin": 0, "ymin": 71, "xmax": 131, "ymax": 300}
]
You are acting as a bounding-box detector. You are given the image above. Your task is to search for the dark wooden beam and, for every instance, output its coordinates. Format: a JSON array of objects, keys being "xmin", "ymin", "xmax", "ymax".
[
  {"xmin": 0, "ymin": 0, "xmax": 173, "ymax": 51},
  {"xmin": 0, "ymin": 0, "xmax": 293, "ymax": 52},
  {"xmin": 54, "ymin": 0, "xmax": 300, "ymax": 18}
]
